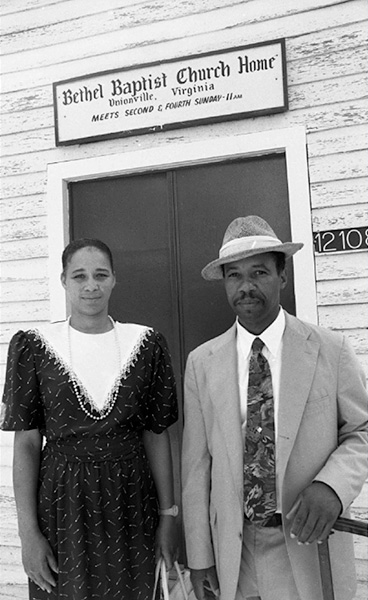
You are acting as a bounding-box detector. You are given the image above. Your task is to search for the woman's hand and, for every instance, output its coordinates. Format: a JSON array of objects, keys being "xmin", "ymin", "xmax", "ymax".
[
  {"xmin": 21, "ymin": 529, "xmax": 58, "ymax": 593},
  {"xmin": 143, "ymin": 429, "xmax": 179, "ymax": 570},
  {"xmin": 155, "ymin": 515, "xmax": 179, "ymax": 571},
  {"xmin": 13, "ymin": 430, "xmax": 57, "ymax": 591}
]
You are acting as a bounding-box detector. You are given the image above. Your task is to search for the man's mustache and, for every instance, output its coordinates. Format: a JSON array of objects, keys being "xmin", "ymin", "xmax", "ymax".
[{"xmin": 234, "ymin": 291, "xmax": 262, "ymax": 303}]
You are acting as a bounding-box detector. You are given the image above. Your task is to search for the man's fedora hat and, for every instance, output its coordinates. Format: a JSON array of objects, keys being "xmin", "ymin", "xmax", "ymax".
[{"xmin": 201, "ymin": 215, "xmax": 304, "ymax": 280}]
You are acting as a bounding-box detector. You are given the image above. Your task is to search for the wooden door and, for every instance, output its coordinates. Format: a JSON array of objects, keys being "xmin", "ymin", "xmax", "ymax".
[{"xmin": 69, "ymin": 153, "xmax": 294, "ymax": 385}]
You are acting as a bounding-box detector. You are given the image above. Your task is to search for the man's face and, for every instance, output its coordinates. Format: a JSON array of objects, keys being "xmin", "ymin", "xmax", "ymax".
[{"xmin": 223, "ymin": 252, "xmax": 287, "ymax": 334}]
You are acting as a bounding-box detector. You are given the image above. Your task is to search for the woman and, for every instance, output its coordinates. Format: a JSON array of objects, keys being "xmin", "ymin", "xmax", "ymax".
[{"xmin": 1, "ymin": 239, "xmax": 179, "ymax": 599}]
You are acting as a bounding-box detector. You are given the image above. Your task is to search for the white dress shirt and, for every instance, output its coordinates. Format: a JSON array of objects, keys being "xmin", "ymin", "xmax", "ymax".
[{"xmin": 236, "ymin": 308, "xmax": 285, "ymax": 510}]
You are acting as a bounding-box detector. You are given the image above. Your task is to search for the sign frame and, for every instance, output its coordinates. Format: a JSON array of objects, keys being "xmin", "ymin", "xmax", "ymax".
[{"xmin": 53, "ymin": 38, "xmax": 288, "ymax": 146}]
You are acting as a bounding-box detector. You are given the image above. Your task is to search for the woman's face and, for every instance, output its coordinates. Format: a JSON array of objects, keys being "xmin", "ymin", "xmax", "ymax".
[{"xmin": 61, "ymin": 247, "xmax": 116, "ymax": 320}]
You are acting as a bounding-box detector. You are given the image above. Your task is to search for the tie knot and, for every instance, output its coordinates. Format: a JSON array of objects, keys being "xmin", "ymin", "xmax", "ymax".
[{"xmin": 252, "ymin": 337, "xmax": 264, "ymax": 353}]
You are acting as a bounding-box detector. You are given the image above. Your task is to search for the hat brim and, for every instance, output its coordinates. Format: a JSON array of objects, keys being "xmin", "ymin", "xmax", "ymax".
[{"xmin": 201, "ymin": 242, "xmax": 304, "ymax": 280}]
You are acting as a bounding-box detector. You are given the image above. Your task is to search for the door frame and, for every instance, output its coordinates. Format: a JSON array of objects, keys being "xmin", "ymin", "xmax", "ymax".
[{"xmin": 47, "ymin": 125, "xmax": 318, "ymax": 324}]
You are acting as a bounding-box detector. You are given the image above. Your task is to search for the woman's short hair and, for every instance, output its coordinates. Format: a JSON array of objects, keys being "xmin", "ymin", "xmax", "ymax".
[{"xmin": 62, "ymin": 239, "xmax": 114, "ymax": 273}]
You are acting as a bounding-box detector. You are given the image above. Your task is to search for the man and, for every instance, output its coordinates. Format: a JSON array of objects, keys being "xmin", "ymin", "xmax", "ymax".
[{"xmin": 181, "ymin": 215, "xmax": 368, "ymax": 600}]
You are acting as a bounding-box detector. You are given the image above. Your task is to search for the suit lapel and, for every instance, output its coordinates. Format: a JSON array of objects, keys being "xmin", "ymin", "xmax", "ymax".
[
  {"xmin": 277, "ymin": 314, "xmax": 320, "ymax": 486},
  {"xmin": 206, "ymin": 325, "xmax": 244, "ymax": 498},
  {"xmin": 201, "ymin": 315, "xmax": 320, "ymax": 505}
]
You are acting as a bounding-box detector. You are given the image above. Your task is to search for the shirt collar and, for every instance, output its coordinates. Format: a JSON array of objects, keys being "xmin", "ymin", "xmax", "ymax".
[{"xmin": 236, "ymin": 308, "xmax": 285, "ymax": 359}]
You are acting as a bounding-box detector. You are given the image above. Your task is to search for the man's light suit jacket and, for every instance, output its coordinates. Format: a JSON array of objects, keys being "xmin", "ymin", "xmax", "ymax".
[{"xmin": 182, "ymin": 311, "xmax": 368, "ymax": 600}]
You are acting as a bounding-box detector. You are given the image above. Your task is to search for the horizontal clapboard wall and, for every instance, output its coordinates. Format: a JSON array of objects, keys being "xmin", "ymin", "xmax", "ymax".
[{"xmin": 0, "ymin": 1, "xmax": 367, "ymax": 597}]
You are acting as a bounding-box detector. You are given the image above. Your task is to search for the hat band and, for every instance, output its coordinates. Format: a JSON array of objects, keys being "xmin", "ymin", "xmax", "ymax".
[{"xmin": 219, "ymin": 235, "xmax": 282, "ymax": 259}]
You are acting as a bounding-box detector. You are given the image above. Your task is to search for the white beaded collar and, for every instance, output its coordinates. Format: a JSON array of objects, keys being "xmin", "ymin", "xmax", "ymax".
[{"xmin": 31, "ymin": 319, "xmax": 152, "ymax": 420}]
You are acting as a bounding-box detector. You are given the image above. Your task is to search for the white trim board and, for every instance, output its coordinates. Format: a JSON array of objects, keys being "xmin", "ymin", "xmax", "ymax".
[{"xmin": 47, "ymin": 125, "xmax": 318, "ymax": 324}]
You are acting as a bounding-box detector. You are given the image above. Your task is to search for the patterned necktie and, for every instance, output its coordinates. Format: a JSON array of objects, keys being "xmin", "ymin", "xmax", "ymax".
[{"xmin": 243, "ymin": 337, "xmax": 276, "ymax": 524}]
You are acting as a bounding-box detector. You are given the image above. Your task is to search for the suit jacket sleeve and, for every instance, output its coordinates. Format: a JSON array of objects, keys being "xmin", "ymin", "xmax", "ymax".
[
  {"xmin": 314, "ymin": 335, "xmax": 368, "ymax": 512},
  {"xmin": 182, "ymin": 351, "xmax": 215, "ymax": 569}
]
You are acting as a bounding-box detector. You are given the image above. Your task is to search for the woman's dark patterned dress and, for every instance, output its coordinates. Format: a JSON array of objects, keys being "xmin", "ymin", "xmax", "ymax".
[{"xmin": 1, "ymin": 324, "xmax": 178, "ymax": 600}]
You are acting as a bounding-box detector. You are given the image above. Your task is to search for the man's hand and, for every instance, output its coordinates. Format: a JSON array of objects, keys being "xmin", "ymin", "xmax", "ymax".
[
  {"xmin": 190, "ymin": 566, "xmax": 220, "ymax": 599},
  {"xmin": 286, "ymin": 481, "xmax": 342, "ymax": 545}
]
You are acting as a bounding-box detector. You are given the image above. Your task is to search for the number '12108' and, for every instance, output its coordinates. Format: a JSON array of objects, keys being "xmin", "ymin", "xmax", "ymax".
[{"xmin": 313, "ymin": 227, "xmax": 368, "ymax": 253}]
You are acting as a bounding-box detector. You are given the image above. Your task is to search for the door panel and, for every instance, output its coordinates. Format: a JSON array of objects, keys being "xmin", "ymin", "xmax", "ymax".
[
  {"xmin": 175, "ymin": 154, "xmax": 294, "ymax": 357},
  {"xmin": 70, "ymin": 172, "xmax": 182, "ymax": 376}
]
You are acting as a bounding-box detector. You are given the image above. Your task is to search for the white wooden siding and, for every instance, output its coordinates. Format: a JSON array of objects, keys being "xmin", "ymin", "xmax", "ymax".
[{"xmin": 1, "ymin": 0, "xmax": 367, "ymax": 597}]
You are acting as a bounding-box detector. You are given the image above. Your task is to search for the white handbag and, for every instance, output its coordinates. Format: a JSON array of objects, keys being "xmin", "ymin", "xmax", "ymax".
[{"xmin": 152, "ymin": 558, "xmax": 195, "ymax": 600}]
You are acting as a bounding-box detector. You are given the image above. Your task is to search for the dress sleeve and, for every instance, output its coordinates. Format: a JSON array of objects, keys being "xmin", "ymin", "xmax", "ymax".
[
  {"xmin": 0, "ymin": 331, "xmax": 45, "ymax": 431},
  {"xmin": 144, "ymin": 331, "xmax": 178, "ymax": 433}
]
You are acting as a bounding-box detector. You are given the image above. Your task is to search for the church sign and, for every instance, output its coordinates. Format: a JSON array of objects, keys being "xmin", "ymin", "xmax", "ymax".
[{"xmin": 53, "ymin": 39, "xmax": 287, "ymax": 146}]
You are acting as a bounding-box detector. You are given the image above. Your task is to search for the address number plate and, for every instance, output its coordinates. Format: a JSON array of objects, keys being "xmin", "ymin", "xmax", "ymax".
[{"xmin": 313, "ymin": 227, "xmax": 367, "ymax": 254}]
